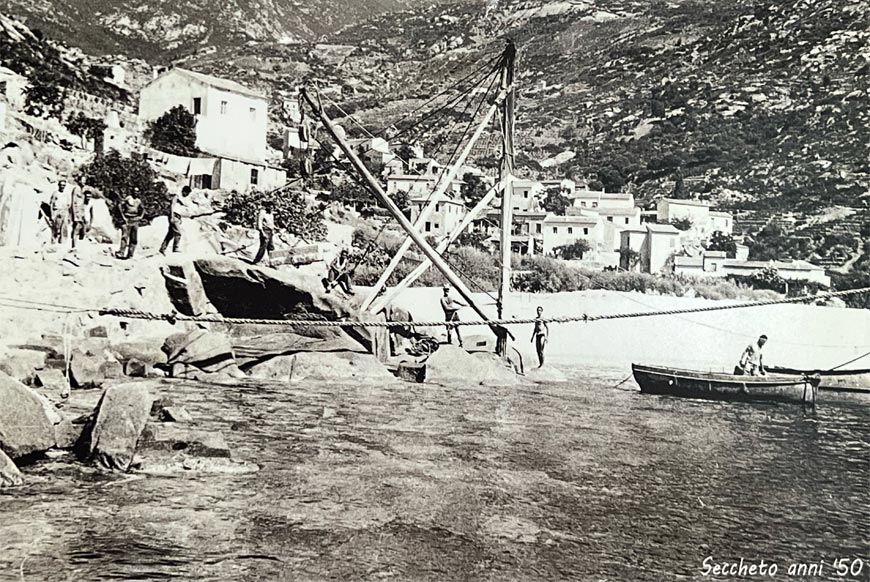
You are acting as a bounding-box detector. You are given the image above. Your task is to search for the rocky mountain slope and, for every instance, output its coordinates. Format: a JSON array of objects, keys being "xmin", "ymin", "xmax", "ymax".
[{"xmin": 0, "ymin": 0, "xmax": 456, "ymax": 58}]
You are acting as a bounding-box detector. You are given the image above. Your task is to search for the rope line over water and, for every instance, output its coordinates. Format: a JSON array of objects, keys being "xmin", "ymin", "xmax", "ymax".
[{"xmin": 94, "ymin": 286, "xmax": 870, "ymax": 329}]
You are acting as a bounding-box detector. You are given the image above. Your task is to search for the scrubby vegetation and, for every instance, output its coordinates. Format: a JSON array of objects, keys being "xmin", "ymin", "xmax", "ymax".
[
  {"xmin": 76, "ymin": 150, "xmax": 170, "ymax": 226},
  {"xmin": 223, "ymin": 188, "xmax": 327, "ymax": 241}
]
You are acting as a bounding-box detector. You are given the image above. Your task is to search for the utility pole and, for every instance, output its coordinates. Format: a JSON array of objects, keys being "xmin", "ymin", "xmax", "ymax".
[{"xmin": 496, "ymin": 40, "xmax": 517, "ymax": 357}]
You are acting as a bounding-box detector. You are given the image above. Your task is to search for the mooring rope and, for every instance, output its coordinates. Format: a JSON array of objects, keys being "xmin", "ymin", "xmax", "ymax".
[{"xmin": 93, "ymin": 285, "xmax": 870, "ymax": 328}]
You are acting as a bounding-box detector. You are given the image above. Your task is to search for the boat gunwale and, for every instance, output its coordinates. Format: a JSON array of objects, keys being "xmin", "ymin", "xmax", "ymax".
[{"xmin": 631, "ymin": 363, "xmax": 810, "ymax": 387}]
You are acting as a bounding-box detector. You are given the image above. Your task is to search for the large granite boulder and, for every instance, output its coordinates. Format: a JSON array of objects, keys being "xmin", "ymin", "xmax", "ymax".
[
  {"xmin": 0, "ymin": 348, "xmax": 48, "ymax": 384},
  {"xmin": 250, "ymin": 351, "xmax": 393, "ymax": 383},
  {"xmin": 424, "ymin": 345, "xmax": 523, "ymax": 387},
  {"xmin": 162, "ymin": 328, "xmax": 244, "ymax": 377},
  {"xmin": 0, "ymin": 448, "xmax": 22, "ymax": 487},
  {"xmin": 0, "ymin": 371, "xmax": 56, "ymax": 459},
  {"xmin": 172, "ymin": 257, "xmax": 373, "ymax": 350},
  {"xmin": 88, "ymin": 382, "xmax": 153, "ymax": 471}
]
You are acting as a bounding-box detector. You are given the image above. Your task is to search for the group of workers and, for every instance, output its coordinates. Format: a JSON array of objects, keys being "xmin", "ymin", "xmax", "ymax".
[
  {"xmin": 46, "ymin": 178, "xmax": 94, "ymax": 249},
  {"xmin": 43, "ymin": 177, "xmax": 195, "ymax": 260}
]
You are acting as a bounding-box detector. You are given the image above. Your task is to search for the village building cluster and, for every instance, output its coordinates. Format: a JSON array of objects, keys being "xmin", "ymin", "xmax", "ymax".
[{"xmin": 0, "ymin": 56, "xmax": 830, "ymax": 286}]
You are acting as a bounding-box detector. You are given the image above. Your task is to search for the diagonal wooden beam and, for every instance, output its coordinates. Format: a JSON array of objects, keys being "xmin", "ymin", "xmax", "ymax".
[
  {"xmin": 368, "ymin": 179, "xmax": 503, "ymax": 315},
  {"xmin": 300, "ymin": 87, "xmax": 506, "ymax": 341},
  {"xmin": 358, "ymin": 97, "xmax": 503, "ymax": 313}
]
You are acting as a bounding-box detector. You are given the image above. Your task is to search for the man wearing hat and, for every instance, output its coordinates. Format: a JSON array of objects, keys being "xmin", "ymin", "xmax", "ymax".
[
  {"xmin": 440, "ymin": 285, "xmax": 467, "ymax": 347},
  {"xmin": 737, "ymin": 334, "xmax": 768, "ymax": 376},
  {"xmin": 116, "ymin": 187, "xmax": 145, "ymax": 259}
]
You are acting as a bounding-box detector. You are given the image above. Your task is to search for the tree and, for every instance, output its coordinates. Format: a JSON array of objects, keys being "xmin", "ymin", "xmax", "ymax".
[
  {"xmin": 145, "ymin": 105, "xmax": 198, "ymax": 156},
  {"xmin": 671, "ymin": 166, "xmax": 688, "ymax": 199},
  {"xmin": 750, "ymin": 266, "xmax": 786, "ymax": 293},
  {"xmin": 75, "ymin": 150, "xmax": 170, "ymax": 226},
  {"xmin": 621, "ymin": 247, "xmax": 641, "ymax": 270},
  {"xmin": 23, "ymin": 71, "xmax": 65, "ymax": 119},
  {"xmin": 223, "ymin": 188, "xmax": 327, "ymax": 241},
  {"xmin": 706, "ymin": 230, "xmax": 737, "ymax": 258},
  {"xmin": 454, "ymin": 229, "xmax": 490, "ymax": 252},
  {"xmin": 554, "ymin": 238, "xmax": 592, "ymax": 260},
  {"xmin": 65, "ymin": 112, "xmax": 107, "ymax": 153},
  {"xmin": 542, "ymin": 189, "xmax": 570, "ymax": 215},
  {"xmin": 461, "ymin": 173, "xmax": 489, "ymax": 207},
  {"xmin": 597, "ymin": 165, "xmax": 625, "ymax": 193},
  {"xmin": 390, "ymin": 190, "xmax": 410, "ymax": 213},
  {"xmin": 671, "ymin": 217, "xmax": 693, "ymax": 231}
]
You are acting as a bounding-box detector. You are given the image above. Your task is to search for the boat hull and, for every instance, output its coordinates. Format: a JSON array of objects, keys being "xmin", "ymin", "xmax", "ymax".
[{"xmin": 632, "ymin": 364, "xmax": 818, "ymax": 405}]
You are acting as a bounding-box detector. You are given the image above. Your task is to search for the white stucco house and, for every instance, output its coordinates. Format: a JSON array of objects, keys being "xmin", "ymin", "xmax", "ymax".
[
  {"xmin": 656, "ymin": 198, "xmax": 733, "ymax": 239},
  {"xmin": 138, "ymin": 68, "xmax": 268, "ymax": 164}
]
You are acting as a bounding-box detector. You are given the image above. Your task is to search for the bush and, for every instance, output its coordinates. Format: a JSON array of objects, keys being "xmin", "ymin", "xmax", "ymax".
[
  {"xmin": 75, "ymin": 150, "xmax": 170, "ymax": 226},
  {"xmin": 554, "ymin": 238, "xmax": 591, "ymax": 260},
  {"xmin": 145, "ymin": 105, "xmax": 198, "ymax": 156},
  {"xmin": 223, "ymin": 188, "xmax": 327, "ymax": 241},
  {"xmin": 706, "ymin": 230, "xmax": 737, "ymax": 257},
  {"xmin": 671, "ymin": 217, "xmax": 693, "ymax": 231}
]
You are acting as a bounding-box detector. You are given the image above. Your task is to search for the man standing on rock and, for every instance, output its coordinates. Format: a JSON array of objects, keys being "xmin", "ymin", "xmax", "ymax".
[
  {"xmin": 531, "ymin": 305, "xmax": 549, "ymax": 368},
  {"xmin": 253, "ymin": 200, "xmax": 276, "ymax": 265},
  {"xmin": 116, "ymin": 188, "xmax": 145, "ymax": 260},
  {"xmin": 160, "ymin": 185, "xmax": 191, "ymax": 255},
  {"xmin": 49, "ymin": 178, "xmax": 75, "ymax": 244},
  {"xmin": 69, "ymin": 184, "xmax": 88, "ymax": 249},
  {"xmin": 440, "ymin": 286, "xmax": 466, "ymax": 348}
]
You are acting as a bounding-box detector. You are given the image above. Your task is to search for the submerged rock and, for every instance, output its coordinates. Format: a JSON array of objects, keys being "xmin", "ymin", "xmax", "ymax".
[
  {"xmin": 88, "ymin": 382, "xmax": 153, "ymax": 471},
  {"xmin": 0, "ymin": 371, "xmax": 56, "ymax": 459},
  {"xmin": 0, "ymin": 448, "xmax": 23, "ymax": 487},
  {"xmin": 138, "ymin": 423, "xmax": 230, "ymax": 458},
  {"xmin": 524, "ymin": 366, "xmax": 568, "ymax": 383},
  {"xmin": 250, "ymin": 351, "xmax": 393, "ymax": 383}
]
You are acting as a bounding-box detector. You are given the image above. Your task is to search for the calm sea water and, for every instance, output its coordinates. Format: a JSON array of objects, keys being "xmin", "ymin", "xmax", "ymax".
[{"xmin": 1, "ymin": 368, "xmax": 868, "ymax": 581}]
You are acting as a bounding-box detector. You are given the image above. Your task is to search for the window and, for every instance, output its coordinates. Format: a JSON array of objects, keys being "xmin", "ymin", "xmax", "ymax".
[
  {"xmin": 607, "ymin": 216, "xmax": 613, "ymax": 222},
  {"xmin": 193, "ymin": 97, "xmax": 202, "ymax": 114},
  {"xmin": 524, "ymin": 191, "xmax": 529, "ymax": 198},
  {"xmin": 553, "ymin": 227, "xmax": 558, "ymax": 234},
  {"xmin": 250, "ymin": 168, "xmax": 259, "ymax": 185},
  {"xmin": 434, "ymin": 223, "xmax": 440, "ymax": 230},
  {"xmin": 568, "ymin": 227, "xmax": 573, "ymax": 234},
  {"xmin": 249, "ymin": 107, "xmax": 256, "ymax": 120},
  {"xmin": 580, "ymin": 201, "xmax": 586, "ymax": 207},
  {"xmin": 425, "ymin": 222, "xmax": 431, "ymax": 232},
  {"xmin": 592, "ymin": 202, "xmax": 598, "ymax": 208},
  {"xmin": 625, "ymin": 217, "xmax": 630, "ymax": 225},
  {"xmin": 583, "ymin": 228, "xmax": 589, "ymax": 235},
  {"xmin": 436, "ymin": 203, "xmax": 441, "ymax": 212},
  {"xmin": 220, "ymin": 100, "xmax": 228, "ymax": 114},
  {"xmin": 536, "ymin": 224, "xmax": 541, "ymax": 234}
]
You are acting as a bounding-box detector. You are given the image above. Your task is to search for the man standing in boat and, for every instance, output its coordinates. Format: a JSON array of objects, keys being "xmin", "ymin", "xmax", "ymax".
[
  {"xmin": 737, "ymin": 334, "xmax": 768, "ymax": 376},
  {"xmin": 440, "ymin": 285, "xmax": 466, "ymax": 348},
  {"xmin": 531, "ymin": 305, "xmax": 549, "ymax": 368}
]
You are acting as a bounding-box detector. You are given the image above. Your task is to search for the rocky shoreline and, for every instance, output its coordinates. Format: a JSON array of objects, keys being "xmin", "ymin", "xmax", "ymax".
[{"xmin": 0, "ymin": 247, "xmax": 550, "ymax": 488}]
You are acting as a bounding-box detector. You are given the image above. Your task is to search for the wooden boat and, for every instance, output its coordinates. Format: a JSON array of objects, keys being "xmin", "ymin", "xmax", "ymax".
[
  {"xmin": 767, "ymin": 366, "xmax": 870, "ymax": 403},
  {"xmin": 632, "ymin": 364, "xmax": 820, "ymax": 405}
]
